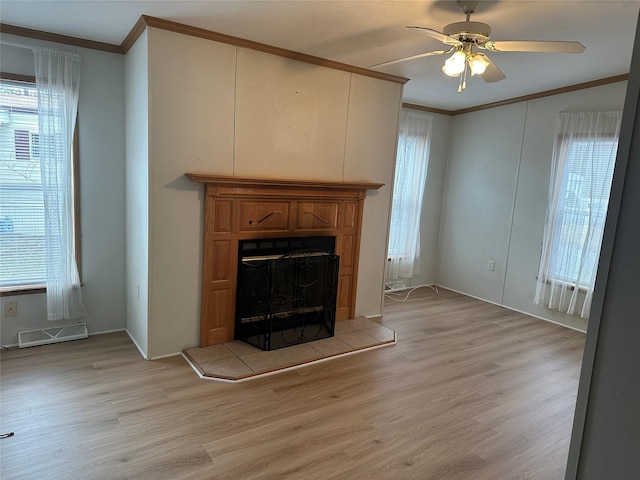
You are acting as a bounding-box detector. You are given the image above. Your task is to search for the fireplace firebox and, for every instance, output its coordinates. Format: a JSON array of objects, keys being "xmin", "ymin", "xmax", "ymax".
[{"xmin": 236, "ymin": 236, "xmax": 339, "ymax": 350}]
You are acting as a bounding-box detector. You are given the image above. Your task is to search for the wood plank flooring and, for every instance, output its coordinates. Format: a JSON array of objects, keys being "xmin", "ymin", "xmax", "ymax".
[{"xmin": 0, "ymin": 288, "xmax": 585, "ymax": 479}]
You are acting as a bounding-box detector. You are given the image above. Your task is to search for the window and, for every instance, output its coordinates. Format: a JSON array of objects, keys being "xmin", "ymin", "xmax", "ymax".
[
  {"xmin": 0, "ymin": 74, "xmax": 79, "ymax": 292},
  {"xmin": 386, "ymin": 109, "xmax": 432, "ymax": 282},
  {"xmin": 0, "ymin": 77, "xmax": 46, "ymax": 289},
  {"xmin": 535, "ymin": 111, "xmax": 622, "ymax": 318},
  {"xmin": 547, "ymin": 136, "xmax": 618, "ymax": 284}
]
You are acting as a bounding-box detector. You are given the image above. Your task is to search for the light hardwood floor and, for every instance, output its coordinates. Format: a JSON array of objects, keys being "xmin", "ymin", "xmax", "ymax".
[{"xmin": 0, "ymin": 288, "xmax": 585, "ymax": 479}]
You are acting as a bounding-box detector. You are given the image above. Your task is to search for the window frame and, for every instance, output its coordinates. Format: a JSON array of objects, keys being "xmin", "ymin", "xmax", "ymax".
[{"xmin": 0, "ymin": 72, "xmax": 81, "ymax": 296}]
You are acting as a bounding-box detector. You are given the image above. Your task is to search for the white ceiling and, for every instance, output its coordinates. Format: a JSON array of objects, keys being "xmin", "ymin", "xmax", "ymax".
[{"xmin": 1, "ymin": 1, "xmax": 638, "ymax": 110}]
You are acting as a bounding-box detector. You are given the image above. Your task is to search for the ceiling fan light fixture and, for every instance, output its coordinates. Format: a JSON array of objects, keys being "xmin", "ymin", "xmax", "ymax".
[
  {"xmin": 469, "ymin": 53, "xmax": 490, "ymax": 76},
  {"xmin": 442, "ymin": 50, "xmax": 466, "ymax": 77},
  {"xmin": 377, "ymin": 1, "xmax": 584, "ymax": 93}
]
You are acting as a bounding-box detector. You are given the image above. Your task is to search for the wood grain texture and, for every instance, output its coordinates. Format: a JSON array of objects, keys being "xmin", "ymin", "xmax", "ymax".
[
  {"xmin": 0, "ymin": 288, "xmax": 584, "ymax": 479},
  {"xmin": 189, "ymin": 176, "xmax": 379, "ymax": 346},
  {"xmin": 0, "ymin": 22, "xmax": 123, "ymax": 53}
]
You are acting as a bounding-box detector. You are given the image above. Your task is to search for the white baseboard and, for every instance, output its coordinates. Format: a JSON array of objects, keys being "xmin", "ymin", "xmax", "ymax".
[
  {"xmin": 125, "ymin": 329, "xmax": 148, "ymax": 360},
  {"xmin": 89, "ymin": 328, "xmax": 126, "ymax": 336},
  {"xmin": 435, "ymin": 284, "xmax": 587, "ymax": 334},
  {"xmin": 148, "ymin": 351, "xmax": 182, "ymax": 360}
]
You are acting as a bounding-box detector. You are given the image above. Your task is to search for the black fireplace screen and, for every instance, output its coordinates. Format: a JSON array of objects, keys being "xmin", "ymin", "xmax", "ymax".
[{"xmin": 235, "ymin": 237, "xmax": 339, "ymax": 351}]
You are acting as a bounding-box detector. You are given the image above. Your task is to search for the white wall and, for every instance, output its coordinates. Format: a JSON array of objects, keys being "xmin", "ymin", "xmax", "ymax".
[
  {"xmin": 124, "ymin": 30, "xmax": 150, "ymax": 357},
  {"xmin": 0, "ymin": 35, "xmax": 126, "ymax": 345},
  {"xmin": 436, "ymin": 82, "xmax": 627, "ymax": 331}
]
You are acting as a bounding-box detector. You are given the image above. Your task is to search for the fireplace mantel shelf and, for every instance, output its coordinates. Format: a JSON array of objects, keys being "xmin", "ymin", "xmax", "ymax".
[
  {"xmin": 187, "ymin": 173, "xmax": 383, "ymax": 347},
  {"xmin": 185, "ymin": 173, "xmax": 384, "ymax": 192}
]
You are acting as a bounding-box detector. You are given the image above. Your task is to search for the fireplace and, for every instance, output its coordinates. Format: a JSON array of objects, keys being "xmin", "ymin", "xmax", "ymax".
[
  {"xmin": 236, "ymin": 236, "xmax": 339, "ymax": 350},
  {"xmin": 186, "ymin": 174, "xmax": 383, "ymax": 347}
]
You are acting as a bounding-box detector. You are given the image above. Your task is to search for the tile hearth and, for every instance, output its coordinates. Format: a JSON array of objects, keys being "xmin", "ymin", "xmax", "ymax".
[{"xmin": 182, "ymin": 317, "xmax": 396, "ymax": 383}]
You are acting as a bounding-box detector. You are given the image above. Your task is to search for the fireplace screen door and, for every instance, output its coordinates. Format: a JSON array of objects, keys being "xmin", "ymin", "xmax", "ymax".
[{"xmin": 236, "ymin": 243, "xmax": 339, "ymax": 351}]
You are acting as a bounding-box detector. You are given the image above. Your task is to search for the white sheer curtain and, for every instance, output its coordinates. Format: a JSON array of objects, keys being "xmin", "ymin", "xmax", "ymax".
[
  {"xmin": 35, "ymin": 47, "xmax": 86, "ymax": 320},
  {"xmin": 535, "ymin": 111, "xmax": 622, "ymax": 318},
  {"xmin": 386, "ymin": 109, "xmax": 432, "ymax": 281}
]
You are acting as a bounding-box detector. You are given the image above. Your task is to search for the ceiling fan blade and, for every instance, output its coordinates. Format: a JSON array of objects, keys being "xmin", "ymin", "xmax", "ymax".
[
  {"xmin": 479, "ymin": 55, "xmax": 506, "ymax": 83},
  {"xmin": 370, "ymin": 48, "xmax": 453, "ymax": 69},
  {"xmin": 484, "ymin": 40, "xmax": 585, "ymax": 54},
  {"xmin": 406, "ymin": 26, "xmax": 462, "ymax": 46}
]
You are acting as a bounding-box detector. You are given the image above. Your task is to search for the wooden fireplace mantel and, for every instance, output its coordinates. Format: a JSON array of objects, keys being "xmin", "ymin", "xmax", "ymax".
[
  {"xmin": 185, "ymin": 173, "xmax": 384, "ymax": 192},
  {"xmin": 186, "ymin": 174, "xmax": 384, "ymax": 347}
]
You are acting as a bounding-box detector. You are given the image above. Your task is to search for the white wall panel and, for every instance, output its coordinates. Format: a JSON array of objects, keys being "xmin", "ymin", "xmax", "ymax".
[
  {"xmin": 147, "ymin": 28, "xmax": 236, "ymax": 357},
  {"xmin": 234, "ymin": 49, "xmax": 350, "ymax": 181},
  {"xmin": 437, "ymin": 103, "xmax": 526, "ymax": 304},
  {"xmin": 125, "ymin": 30, "xmax": 150, "ymax": 357},
  {"xmin": 343, "ymin": 74, "xmax": 402, "ymax": 316}
]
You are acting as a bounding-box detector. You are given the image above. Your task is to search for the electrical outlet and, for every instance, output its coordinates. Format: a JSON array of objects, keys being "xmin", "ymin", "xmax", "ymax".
[
  {"xmin": 487, "ymin": 260, "xmax": 496, "ymax": 272},
  {"xmin": 4, "ymin": 300, "xmax": 17, "ymax": 317}
]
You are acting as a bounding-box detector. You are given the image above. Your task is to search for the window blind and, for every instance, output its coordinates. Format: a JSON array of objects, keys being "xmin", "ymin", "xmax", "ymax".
[
  {"xmin": 388, "ymin": 135, "xmax": 420, "ymax": 258},
  {"xmin": 386, "ymin": 110, "xmax": 432, "ymax": 281},
  {"xmin": 548, "ymin": 136, "xmax": 618, "ymax": 284},
  {"xmin": 0, "ymin": 78, "xmax": 46, "ymax": 287}
]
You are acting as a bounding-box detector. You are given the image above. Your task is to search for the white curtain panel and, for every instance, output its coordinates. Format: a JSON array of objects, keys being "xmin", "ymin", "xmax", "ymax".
[
  {"xmin": 535, "ymin": 111, "xmax": 622, "ymax": 318},
  {"xmin": 35, "ymin": 48, "xmax": 87, "ymax": 320},
  {"xmin": 386, "ymin": 109, "xmax": 432, "ymax": 281}
]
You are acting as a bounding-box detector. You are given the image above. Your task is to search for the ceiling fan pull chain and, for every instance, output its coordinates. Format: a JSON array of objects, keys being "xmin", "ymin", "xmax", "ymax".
[{"xmin": 458, "ymin": 60, "xmax": 468, "ymax": 93}]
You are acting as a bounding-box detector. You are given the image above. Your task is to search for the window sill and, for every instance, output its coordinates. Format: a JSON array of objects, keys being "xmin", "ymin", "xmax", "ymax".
[{"xmin": 0, "ymin": 285, "xmax": 46, "ymax": 297}]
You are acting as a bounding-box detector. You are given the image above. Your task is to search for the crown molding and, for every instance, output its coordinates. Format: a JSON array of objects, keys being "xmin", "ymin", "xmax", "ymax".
[
  {"xmin": 0, "ymin": 22, "xmax": 122, "ymax": 53},
  {"xmin": 404, "ymin": 74, "xmax": 629, "ymax": 116}
]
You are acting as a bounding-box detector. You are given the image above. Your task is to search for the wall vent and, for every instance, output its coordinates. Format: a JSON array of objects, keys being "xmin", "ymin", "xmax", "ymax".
[{"xmin": 18, "ymin": 323, "xmax": 88, "ymax": 348}]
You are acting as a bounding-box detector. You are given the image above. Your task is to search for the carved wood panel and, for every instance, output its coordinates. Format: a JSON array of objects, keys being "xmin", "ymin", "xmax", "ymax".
[
  {"xmin": 238, "ymin": 201, "xmax": 290, "ymax": 232},
  {"xmin": 341, "ymin": 201, "xmax": 358, "ymax": 229},
  {"xmin": 212, "ymin": 200, "xmax": 233, "ymax": 233},
  {"xmin": 295, "ymin": 201, "xmax": 339, "ymax": 230}
]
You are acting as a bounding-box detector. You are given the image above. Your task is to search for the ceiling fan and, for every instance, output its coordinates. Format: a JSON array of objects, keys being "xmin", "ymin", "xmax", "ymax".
[{"xmin": 372, "ymin": 0, "xmax": 585, "ymax": 92}]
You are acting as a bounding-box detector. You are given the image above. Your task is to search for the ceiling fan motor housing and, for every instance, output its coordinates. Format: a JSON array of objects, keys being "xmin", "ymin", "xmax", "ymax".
[{"xmin": 443, "ymin": 21, "xmax": 491, "ymax": 44}]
